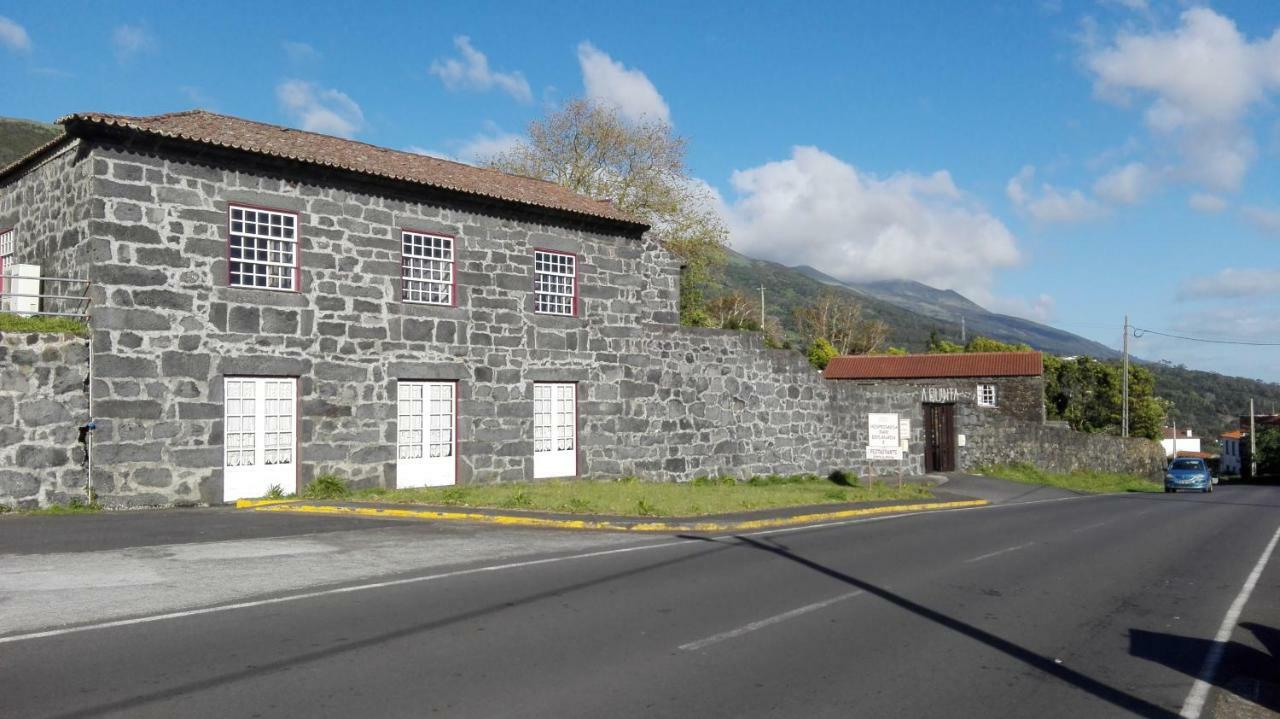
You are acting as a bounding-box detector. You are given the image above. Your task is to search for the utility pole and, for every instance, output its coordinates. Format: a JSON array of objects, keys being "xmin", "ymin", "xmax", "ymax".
[
  {"xmin": 758, "ymin": 285, "xmax": 765, "ymax": 330},
  {"xmin": 1122, "ymin": 315, "xmax": 1130, "ymax": 438},
  {"xmin": 961, "ymin": 316, "xmax": 966, "ymax": 345},
  {"xmin": 1250, "ymin": 398, "xmax": 1257, "ymax": 480}
]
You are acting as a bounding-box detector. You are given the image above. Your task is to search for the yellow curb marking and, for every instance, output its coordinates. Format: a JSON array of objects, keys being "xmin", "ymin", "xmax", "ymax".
[
  {"xmin": 234, "ymin": 498, "xmax": 302, "ymax": 509},
  {"xmin": 247, "ymin": 499, "xmax": 989, "ymax": 532}
]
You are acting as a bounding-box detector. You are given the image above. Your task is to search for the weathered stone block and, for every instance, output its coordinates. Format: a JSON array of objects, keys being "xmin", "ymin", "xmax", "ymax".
[{"xmin": 95, "ymin": 354, "xmax": 159, "ymax": 378}]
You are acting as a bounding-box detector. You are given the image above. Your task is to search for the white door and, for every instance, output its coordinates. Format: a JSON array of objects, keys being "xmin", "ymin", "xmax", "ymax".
[
  {"xmin": 534, "ymin": 382, "xmax": 577, "ymax": 479},
  {"xmin": 397, "ymin": 381, "xmax": 457, "ymax": 488},
  {"xmin": 223, "ymin": 377, "xmax": 297, "ymax": 501}
]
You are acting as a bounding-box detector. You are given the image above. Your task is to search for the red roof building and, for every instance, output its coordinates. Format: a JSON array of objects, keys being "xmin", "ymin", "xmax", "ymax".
[{"xmin": 822, "ymin": 352, "xmax": 1043, "ymax": 380}]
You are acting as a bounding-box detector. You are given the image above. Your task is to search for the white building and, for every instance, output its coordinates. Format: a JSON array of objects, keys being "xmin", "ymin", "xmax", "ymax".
[
  {"xmin": 1161, "ymin": 427, "xmax": 1201, "ymax": 458},
  {"xmin": 1219, "ymin": 430, "xmax": 1244, "ymax": 474}
]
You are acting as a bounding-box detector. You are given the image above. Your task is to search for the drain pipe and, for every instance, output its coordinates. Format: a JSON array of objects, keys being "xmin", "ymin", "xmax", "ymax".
[{"xmin": 85, "ymin": 328, "xmax": 94, "ymax": 506}]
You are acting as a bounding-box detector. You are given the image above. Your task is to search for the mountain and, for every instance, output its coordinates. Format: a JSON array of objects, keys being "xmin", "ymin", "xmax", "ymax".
[
  {"xmin": 0, "ymin": 117, "xmax": 62, "ymax": 168},
  {"xmin": 719, "ymin": 249, "xmax": 1280, "ymax": 438}
]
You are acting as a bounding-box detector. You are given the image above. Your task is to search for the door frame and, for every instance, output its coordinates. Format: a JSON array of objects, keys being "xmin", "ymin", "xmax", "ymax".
[
  {"xmin": 395, "ymin": 379, "xmax": 459, "ymax": 488},
  {"xmin": 923, "ymin": 402, "xmax": 956, "ymax": 473}
]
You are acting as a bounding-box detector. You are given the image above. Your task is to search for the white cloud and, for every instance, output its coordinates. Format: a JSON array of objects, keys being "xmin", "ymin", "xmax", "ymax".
[
  {"xmin": 1086, "ymin": 8, "xmax": 1280, "ymax": 192},
  {"xmin": 1188, "ymin": 193, "xmax": 1227, "ymax": 213},
  {"xmin": 1092, "ymin": 162, "xmax": 1158, "ymax": 205},
  {"xmin": 276, "ymin": 80, "xmax": 364, "ymax": 138},
  {"xmin": 429, "ymin": 36, "xmax": 532, "ymax": 103},
  {"xmin": 113, "ymin": 24, "xmax": 155, "ymax": 63},
  {"xmin": 456, "ymin": 130, "xmax": 522, "ymax": 164},
  {"xmin": 0, "ymin": 16, "xmax": 31, "ymax": 53},
  {"xmin": 1006, "ymin": 165, "xmax": 1107, "ymax": 224},
  {"xmin": 987, "ymin": 293, "xmax": 1058, "ymax": 323},
  {"xmin": 724, "ymin": 146, "xmax": 1020, "ymax": 300},
  {"xmin": 1242, "ymin": 205, "xmax": 1280, "ymax": 234},
  {"xmin": 1178, "ymin": 268, "xmax": 1280, "ymax": 300},
  {"xmin": 576, "ymin": 42, "xmax": 670, "ymax": 124},
  {"xmin": 282, "ymin": 40, "xmax": 320, "ymax": 65}
]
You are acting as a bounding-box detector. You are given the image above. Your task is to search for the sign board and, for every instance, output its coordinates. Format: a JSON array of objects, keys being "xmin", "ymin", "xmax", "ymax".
[
  {"xmin": 866, "ymin": 446, "xmax": 902, "ymax": 460},
  {"xmin": 868, "ymin": 413, "xmax": 899, "ymax": 449}
]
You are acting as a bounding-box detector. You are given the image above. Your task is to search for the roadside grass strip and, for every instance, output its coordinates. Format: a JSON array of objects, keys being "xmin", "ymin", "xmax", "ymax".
[
  {"xmin": 243, "ymin": 498, "xmax": 990, "ymax": 532},
  {"xmin": 976, "ymin": 463, "xmax": 1161, "ymax": 494}
]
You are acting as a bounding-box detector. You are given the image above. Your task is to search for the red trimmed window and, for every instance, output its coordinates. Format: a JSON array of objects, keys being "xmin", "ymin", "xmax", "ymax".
[
  {"xmin": 0, "ymin": 228, "xmax": 13, "ymax": 300},
  {"xmin": 533, "ymin": 250, "xmax": 576, "ymax": 316},
  {"xmin": 401, "ymin": 231, "xmax": 454, "ymax": 305},
  {"xmin": 228, "ymin": 205, "xmax": 298, "ymax": 291}
]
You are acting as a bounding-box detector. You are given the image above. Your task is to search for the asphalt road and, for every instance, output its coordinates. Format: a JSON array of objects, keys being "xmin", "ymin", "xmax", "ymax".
[{"xmin": 2, "ymin": 481, "xmax": 1278, "ymax": 718}]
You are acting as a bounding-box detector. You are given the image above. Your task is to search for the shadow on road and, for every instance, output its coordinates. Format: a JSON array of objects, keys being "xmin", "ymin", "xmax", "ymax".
[
  {"xmin": 730, "ymin": 535, "xmax": 1182, "ymax": 718},
  {"xmin": 1130, "ymin": 623, "xmax": 1280, "ymax": 712},
  {"xmin": 43, "ymin": 540, "xmax": 734, "ymax": 719}
]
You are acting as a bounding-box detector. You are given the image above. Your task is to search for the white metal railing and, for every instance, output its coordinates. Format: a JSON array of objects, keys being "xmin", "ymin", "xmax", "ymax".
[{"xmin": 0, "ymin": 272, "xmax": 92, "ymax": 319}]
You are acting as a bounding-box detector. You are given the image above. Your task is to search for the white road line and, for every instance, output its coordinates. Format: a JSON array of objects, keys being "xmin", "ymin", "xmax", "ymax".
[
  {"xmin": 1072, "ymin": 521, "xmax": 1110, "ymax": 533},
  {"xmin": 1179, "ymin": 522, "xmax": 1280, "ymax": 719},
  {"xmin": 963, "ymin": 542, "xmax": 1035, "ymax": 563},
  {"xmin": 0, "ymin": 491, "xmax": 1107, "ymax": 645},
  {"xmin": 679, "ymin": 590, "xmax": 865, "ymax": 651}
]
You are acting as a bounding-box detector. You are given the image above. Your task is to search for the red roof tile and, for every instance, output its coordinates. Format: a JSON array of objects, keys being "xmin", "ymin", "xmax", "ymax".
[
  {"xmin": 823, "ymin": 352, "xmax": 1043, "ymax": 380},
  {"xmin": 45, "ymin": 110, "xmax": 645, "ymax": 229},
  {"xmin": 1220, "ymin": 430, "xmax": 1245, "ymax": 439}
]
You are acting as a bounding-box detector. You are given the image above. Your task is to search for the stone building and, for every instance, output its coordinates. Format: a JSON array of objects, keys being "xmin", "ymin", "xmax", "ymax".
[
  {"xmin": 823, "ymin": 352, "xmax": 1046, "ymax": 472},
  {"xmin": 0, "ymin": 110, "xmax": 1164, "ymax": 508}
]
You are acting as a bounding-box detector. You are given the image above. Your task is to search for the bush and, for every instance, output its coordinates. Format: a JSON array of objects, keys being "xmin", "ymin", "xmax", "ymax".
[
  {"xmin": 806, "ymin": 338, "xmax": 837, "ymax": 370},
  {"xmin": 828, "ymin": 469, "xmax": 858, "ymax": 487},
  {"xmin": 0, "ymin": 312, "xmax": 89, "ymax": 336},
  {"xmin": 302, "ymin": 474, "xmax": 350, "ymax": 499}
]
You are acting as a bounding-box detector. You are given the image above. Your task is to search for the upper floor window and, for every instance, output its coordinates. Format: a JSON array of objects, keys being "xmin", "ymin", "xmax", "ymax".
[
  {"xmin": 228, "ymin": 205, "xmax": 298, "ymax": 291},
  {"xmin": 977, "ymin": 383, "xmax": 997, "ymax": 408},
  {"xmin": 401, "ymin": 231, "xmax": 454, "ymax": 306},
  {"xmin": 534, "ymin": 250, "xmax": 576, "ymax": 316}
]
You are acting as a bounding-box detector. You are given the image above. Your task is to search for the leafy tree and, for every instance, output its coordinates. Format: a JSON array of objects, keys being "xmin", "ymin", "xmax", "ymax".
[
  {"xmin": 1043, "ymin": 355, "xmax": 1164, "ymax": 441},
  {"xmin": 927, "ymin": 330, "xmax": 964, "ymax": 354},
  {"xmin": 807, "ymin": 338, "xmax": 838, "ymax": 370},
  {"xmin": 965, "ymin": 337, "xmax": 1032, "ymax": 353},
  {"xmin": 794, "ymin": 291, "xmax": 889, "ymax": 356},
  {"xmin": 487, "ymin": 99, "xmax": 727, "ymax": 326},
  {"xmin": 1256, "ymin": 426, "xmax": 1280, "ymax": 475}
]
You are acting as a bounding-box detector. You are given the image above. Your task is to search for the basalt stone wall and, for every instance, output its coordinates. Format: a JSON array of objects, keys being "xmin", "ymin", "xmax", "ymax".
[
  {"xmin": 607, "ymin": 325, "xmax": 927, "ymax": 480},
  {"xmin": 957, "ymin": 407, "xmax": 1165, "ymax": 480},
  {"xmin": 0, "ymin": 333, "xmax": 91, "ymax": 509},
  {"xmin": 0, "ymin": 140, "xmax": 96, "ymax": 293},
  {"xmin": 79, "ymin": 141, "xmax": 680, "ymax": 506},
  {"xmin": 836, "ymin": 375, "xmax": 1045, "ymax": 424}
]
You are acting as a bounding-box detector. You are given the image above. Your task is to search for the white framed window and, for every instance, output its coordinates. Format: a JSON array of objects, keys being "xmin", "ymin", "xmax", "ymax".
[
  {"xmin": 534, "ymin": 250, "xmax": 576, "ymax": 316},
  {"xmin": 228, "ymin": 204, "xmax": 298, "ymax": 291},
  {"xmin": 0, "ymin": 228, "xmax": 13, "ymax": 302},
  {"xmin": 977, "ymin": 383, "xmax": 997, "ymax": 408},
  {"xmin": 401, "ymin": 231, "xmax": 454, "ymax": 305}
]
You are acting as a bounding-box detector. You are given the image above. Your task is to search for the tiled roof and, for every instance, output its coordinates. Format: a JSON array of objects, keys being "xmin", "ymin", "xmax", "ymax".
[
  {"xmin": 823, "ymin": 352, "xmax": 1043, "ymax": 380},
  {"xmin": 1162, "ymin": 427, "xmax": 1197, "ymax": 439},
  {"xmin": 50, "ymin": 110, "xmax": 645, "ymax": 228},
  {"xmin": 1220, "ymin": 430, "xmax": 1245, "ymax": 439}
]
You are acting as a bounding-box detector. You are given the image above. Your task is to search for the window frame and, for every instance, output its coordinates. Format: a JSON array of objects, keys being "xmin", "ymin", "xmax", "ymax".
[
  {"xmin": 532, "ymin": 248, "xmax": 578, "ymax": 317},
  {"xmin": 225, "ymin": 203, "xmax": 301, "ymax": 293},
  {"xmin": 399, "ymin": 228, "xmax": 457, "ymax": 307},
  {"xmin": 0, "ymin": 227, "xmax": 13, "ymax": 298},
  {"xmin": 976, "ymin": 383, "xmax": 998, "ymax": 408}
]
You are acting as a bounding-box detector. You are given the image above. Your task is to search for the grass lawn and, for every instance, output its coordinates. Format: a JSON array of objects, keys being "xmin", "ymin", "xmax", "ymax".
[
  {"xmin": 350, "ymin": 475, "xmax": 934, "ymax": 517},
  {"xmin": 0, "ymin": 312, "xmax": 89, "ymax": 336},
  {"xmin": 977, "ymin": 463, "xmax": 1161, "ymax": 494}
]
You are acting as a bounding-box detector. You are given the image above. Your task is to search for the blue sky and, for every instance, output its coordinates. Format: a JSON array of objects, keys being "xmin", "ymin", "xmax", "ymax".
[{"xmin": 3, "ymin": 1, "xmax": 1278, "ymax": 381}]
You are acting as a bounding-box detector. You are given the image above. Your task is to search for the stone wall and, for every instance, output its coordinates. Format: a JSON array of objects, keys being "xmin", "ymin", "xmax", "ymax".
[
  {"xmin": 0, "ymin": 333, "xmax": 91, "ymax": 509},
  {"xmin": 956, "ymin": 407, "xmax": 1165, "ymax": 480},
  {"xmin": 837, "ymin": 375, "xmax": 1045, "ymax": 423}
]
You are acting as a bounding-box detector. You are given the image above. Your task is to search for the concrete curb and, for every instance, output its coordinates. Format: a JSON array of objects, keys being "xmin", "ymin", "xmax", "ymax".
[{"xmin": 238, "ymin": 498, "xmax": 990, "ymax": 533}]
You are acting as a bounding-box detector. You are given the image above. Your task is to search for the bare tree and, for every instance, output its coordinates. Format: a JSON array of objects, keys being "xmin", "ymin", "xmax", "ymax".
[
  {"xmin": 487, "ymin": 99, "xmax": 727, "ymax": 325},
  {"xmin": 794, "ymin": 291, "xmax": 889, "ymax": 355}
]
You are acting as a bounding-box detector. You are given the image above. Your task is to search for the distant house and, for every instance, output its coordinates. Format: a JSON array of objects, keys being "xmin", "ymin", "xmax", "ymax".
[
  {"xmin": 1160, "ymin": 427, "xmax": 1200, "ymax": 459},
  {"xmin": 1219, "ymin": 430, "xmax": 1244, "ymax": 474}
]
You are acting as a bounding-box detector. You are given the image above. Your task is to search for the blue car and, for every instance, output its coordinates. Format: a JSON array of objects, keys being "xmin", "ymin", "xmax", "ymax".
[{"xmin": 1165, "ymin": 458, "xmax": 1213, "ymax": 493}]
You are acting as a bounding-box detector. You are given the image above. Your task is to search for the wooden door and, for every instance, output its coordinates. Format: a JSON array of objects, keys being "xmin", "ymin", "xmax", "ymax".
[{"xmin": 924, "ymin": 403, "xmax": 956, "ymax": 473}]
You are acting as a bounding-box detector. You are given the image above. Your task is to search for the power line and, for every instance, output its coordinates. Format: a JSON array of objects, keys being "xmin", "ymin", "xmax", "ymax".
[{"xmin": 1131, "ymin": 326, "xmax": 1280, "ymax": 347}]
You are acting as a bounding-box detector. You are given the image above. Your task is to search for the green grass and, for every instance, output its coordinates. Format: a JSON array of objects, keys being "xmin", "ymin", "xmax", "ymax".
[
  {"xmin": 0, "ymin": 498, "xmax": 102, "ymax": 516},
  {"xmin": 0, "ymin": 313, "xmax": 88, "ymax": 336},
  {"xmin": 350, "ymin": 473, "xmax": 933, "ymax": 517},
  {"xmin": 977, "ymin": 463, "xmax": 1160, "ymax": 494}
]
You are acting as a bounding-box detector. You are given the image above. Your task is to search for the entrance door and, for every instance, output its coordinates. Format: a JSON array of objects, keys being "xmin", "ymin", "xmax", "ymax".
[
  {"xmin": 533, "ymin": 382, "xmax": 577, "ymax": 478},
  {"xmin": 397, "ymin": 381, "xmax": 457, "ymax": 487},
  {"xmin": 223, "ymin": 377, "xmax": 297, "ymax": 501},
  {"xmin": 923, "ymin": 403, "xmax": 956, "ymax": 473}
]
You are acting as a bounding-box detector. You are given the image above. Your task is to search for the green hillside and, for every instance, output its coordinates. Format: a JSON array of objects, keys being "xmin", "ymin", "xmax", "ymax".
[
  {"xmin": 0, "ymin": 117, "xmax": 62, "ymax": 167},
  {"xmin": 715, "ymin": 250, "xmax": 1280, "ymax": 440}
]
